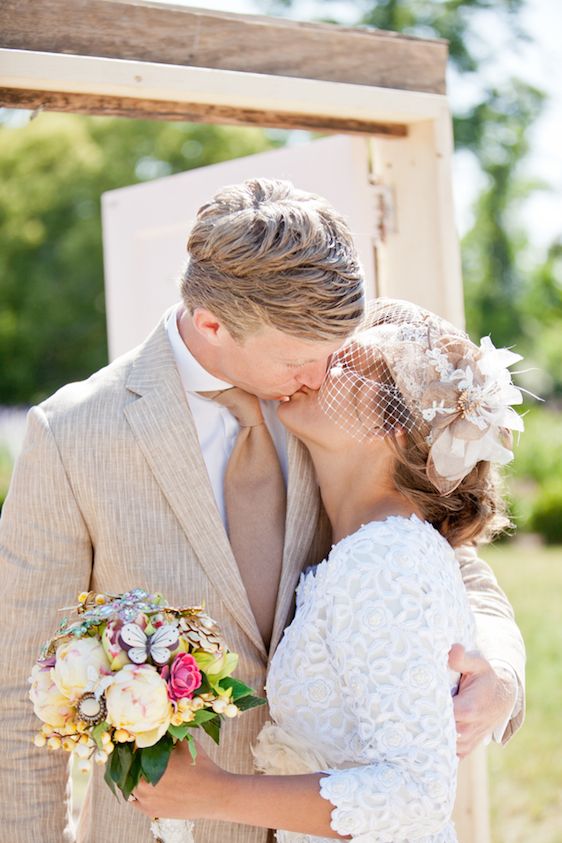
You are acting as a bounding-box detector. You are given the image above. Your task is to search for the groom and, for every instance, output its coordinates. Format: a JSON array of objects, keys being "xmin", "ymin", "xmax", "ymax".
[{"xmin": 0, "ymin": 178, "xmax": 524, "ymax": 842}]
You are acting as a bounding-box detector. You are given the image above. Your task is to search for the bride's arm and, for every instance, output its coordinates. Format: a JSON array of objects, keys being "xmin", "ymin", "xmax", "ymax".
[{"xmin": 134, "ymin": 742, "xmax": 347, "ymax": 837}]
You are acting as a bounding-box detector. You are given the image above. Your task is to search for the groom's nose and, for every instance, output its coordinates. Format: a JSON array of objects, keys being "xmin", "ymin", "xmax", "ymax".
[{"xmin": 296, "ymin": 360, "xmax": 328, "ymax": 391}]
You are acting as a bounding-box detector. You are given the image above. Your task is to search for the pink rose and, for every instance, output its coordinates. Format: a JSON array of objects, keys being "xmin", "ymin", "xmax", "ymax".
[{"xmin": 163, "ymin": 653, "xmax": 202, "ymax": 701}]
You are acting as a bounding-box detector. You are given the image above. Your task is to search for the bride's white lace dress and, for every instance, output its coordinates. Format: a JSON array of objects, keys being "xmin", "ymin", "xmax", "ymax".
[{"xmin": 254, "ymin": 515, "xmax": 476, "ymax": 843}]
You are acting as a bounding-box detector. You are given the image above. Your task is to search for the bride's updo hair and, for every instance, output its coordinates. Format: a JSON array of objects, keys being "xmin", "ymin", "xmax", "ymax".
[{"xmin": 388, "ymin": 430, "xmax": 511, "ymax": 548}]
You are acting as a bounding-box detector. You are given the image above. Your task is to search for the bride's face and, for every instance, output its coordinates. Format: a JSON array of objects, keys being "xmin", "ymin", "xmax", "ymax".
[
  {"xmin": 277, "ymin": 365, "xmax": 387, "ymax": 451},
  {"xmin": 276, "ymin": 386, "xmax": 339, "ymax": 447}
]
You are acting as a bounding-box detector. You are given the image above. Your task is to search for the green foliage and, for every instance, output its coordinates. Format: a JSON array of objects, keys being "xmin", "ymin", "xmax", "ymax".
[
  {"xmin": 140, "ymin": 733, "xmax": 174, "ymax": 786},
  {"xmin": 502, "ymin": 406, "xmax": 562, "ymax": 539},
  {"xmin": 0, "ymin": 115, "xmax": 277, "ymax": 405},
  {"xmin": 509, "ymin": 408, "xmax": 562, "ymax": 486},
  {"xmin": 91, "ymin": 720, "xmax": 110, "ymax": 750},
  {"xmin": 201, "ymin": 714, "xmax": 221, "ymax": 745},
  {"xmin": 107, "ymin": 741, "xmax": 136, "ymax": 799},
  {"xmin": 528, "ymin": 482, "xmax": 562, "ymax": 545},
  {"xmin": 218, "ymin": 676, "xmax": 257, "ymax": 701},
  {"xmin": 461, "ymin": 81, "xmax": 546, "ymax": 346}
]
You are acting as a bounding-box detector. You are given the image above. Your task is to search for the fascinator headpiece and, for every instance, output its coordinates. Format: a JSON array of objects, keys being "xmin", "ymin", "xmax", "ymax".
[{"xmin": 318, "ymin": 298, "xmax": 524, "ymax": 494}]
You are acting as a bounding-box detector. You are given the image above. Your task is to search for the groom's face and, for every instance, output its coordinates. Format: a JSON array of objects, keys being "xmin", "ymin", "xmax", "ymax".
[{"xmin": 218, "ymin": 325, "xmax": 345, "ymax": 401}]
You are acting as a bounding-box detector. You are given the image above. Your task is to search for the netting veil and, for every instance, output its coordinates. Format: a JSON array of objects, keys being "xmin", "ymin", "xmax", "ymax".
[{"xmin": 318, "ymin": 298, "xmax": 524, "ymax": 494}]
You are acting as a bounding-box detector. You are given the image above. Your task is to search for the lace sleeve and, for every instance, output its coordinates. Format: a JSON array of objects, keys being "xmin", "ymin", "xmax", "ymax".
[{"xmin": 318, "ymin": 529, "xmax": 463, "ymax": 841}]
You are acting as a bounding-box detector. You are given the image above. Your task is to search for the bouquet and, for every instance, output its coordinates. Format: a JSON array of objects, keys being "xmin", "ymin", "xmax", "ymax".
[{"xmin": 29, "ymin": 588, "xmax": 265, "ymax": 843}]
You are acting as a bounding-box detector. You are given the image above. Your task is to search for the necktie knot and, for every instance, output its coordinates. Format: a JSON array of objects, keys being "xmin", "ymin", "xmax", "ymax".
[{"xmin": 206, "ymin": 387, "xmax": 265, "ymax": 428}]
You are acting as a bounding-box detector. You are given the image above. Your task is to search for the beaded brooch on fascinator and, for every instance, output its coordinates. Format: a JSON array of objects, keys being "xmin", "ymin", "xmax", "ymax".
[{"xmin": 318, "ymin": 298, "xmax": 525, "ymax": 494}]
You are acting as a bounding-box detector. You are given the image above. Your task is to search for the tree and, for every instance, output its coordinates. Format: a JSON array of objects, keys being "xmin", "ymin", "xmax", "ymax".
[{"xmin": 0, "ymin": 115, "xmax": 277, "ymax": 405}]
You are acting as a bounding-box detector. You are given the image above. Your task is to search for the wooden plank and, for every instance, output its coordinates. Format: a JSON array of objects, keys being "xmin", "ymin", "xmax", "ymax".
[
  {"xmin": 0, "ymin": 49, "xmax": 446, "ymax": 122},
  {"xmin": 0, "ymin": 87, "xmax": 408, "ymax": 137},
  {"xmin": 0, "ymin": 0, "xmax": 447, "ymax": 95}
]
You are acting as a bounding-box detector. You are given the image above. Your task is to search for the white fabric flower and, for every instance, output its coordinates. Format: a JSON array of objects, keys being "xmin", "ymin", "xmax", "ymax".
[
  {"xmin": 105, "ymin": 664, "xmax": 172, "ymax": 748},
  {"xmin": 53, "ymin": 637, "xmax": 111, "ymax": 702}
]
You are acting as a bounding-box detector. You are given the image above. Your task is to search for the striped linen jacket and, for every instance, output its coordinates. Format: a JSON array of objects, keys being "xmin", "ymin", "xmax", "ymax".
[{"xmin": 0, "ymin": 312, "xmax": 525, "ymax": 843}]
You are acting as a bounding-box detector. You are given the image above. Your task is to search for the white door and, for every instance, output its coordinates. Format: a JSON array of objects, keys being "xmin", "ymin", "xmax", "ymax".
[{"xmin": 102, "ymin": 135, "xmax": 379, "ymax": 360}]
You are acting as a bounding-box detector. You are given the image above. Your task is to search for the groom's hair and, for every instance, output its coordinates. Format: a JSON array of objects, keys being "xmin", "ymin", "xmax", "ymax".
[{"xmin": 179, "ymin": 178, "xmax": 365, "ymax": 341}]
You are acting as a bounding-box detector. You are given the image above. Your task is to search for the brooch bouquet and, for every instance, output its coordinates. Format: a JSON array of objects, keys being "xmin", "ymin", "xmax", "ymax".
[{"xmin": 29, "ymin": 589, "xmax": 265, "ymax": 843}]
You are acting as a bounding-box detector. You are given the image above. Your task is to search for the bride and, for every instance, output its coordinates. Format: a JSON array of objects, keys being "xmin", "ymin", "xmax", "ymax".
[{"xmin": 134, "ymin": 299, "xmax": 523, "ymax": 842}]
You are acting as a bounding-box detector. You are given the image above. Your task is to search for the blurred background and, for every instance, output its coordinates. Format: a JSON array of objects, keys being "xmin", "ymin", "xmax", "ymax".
[{"xmin": 0, "ymin": 1, "xmax": 560, "ymax": 840}]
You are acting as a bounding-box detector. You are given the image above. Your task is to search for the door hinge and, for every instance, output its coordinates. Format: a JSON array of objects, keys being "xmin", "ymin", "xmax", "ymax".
[{"xmin": 368, "ymin": 178, "xmax": 397, "ymax": 244}]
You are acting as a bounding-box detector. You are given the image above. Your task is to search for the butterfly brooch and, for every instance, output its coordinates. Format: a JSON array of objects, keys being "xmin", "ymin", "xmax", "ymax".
[{"xmin": 118, "ymin": 622, "xmax": 179, "ymax": 666}]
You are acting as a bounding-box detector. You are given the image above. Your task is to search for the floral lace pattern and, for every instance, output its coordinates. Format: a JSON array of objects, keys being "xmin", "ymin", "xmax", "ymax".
[{"xmin": 259, "ymin": 516, "xmax": 476, "ymax": 843}]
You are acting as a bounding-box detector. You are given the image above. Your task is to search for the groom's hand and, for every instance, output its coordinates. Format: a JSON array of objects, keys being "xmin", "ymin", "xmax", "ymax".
[{"xmin": 449, "ymin": 644, "xmax": 517, "ymax": 758}]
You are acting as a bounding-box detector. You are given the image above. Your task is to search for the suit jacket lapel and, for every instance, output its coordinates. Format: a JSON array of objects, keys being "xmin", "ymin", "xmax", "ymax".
[
  {"xmin": 124, "ymin": 318, "xmax": 266, "ymax": 659},
  {"xmin": 269, "ymin": 433, "xmax": 320, "ymax": 656}
]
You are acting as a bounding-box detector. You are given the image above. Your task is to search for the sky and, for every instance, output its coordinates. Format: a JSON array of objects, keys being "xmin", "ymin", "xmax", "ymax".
[{"xmin": 150, "ymin": 0, "xmax": 562, "ymax": 256}]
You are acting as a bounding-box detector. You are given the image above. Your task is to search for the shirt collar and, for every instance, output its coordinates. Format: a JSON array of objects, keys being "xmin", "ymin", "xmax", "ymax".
[{"xmin": 166, "ymin": 304, "xmax": 233, "ymax": 393}]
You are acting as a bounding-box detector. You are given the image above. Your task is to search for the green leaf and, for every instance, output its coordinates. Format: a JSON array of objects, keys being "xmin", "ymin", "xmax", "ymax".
[
  {"xmin": 168, "ymin": 723, "xmax": 191, "ymax": 741},
  {"xmin": 235, "ymin": 695, "xmax": 267, "ymax": 712},
  {"xmin": 140, "ymin": 735, "xmax": 173, "ymax": 786},
  {"xmin": 122, "ymin": 752, "xmax": 143, "ymax": 802},
  {"xmin": 91, "ymin": 720, "xmax": 110, "ymax": 750},
  {"xmin": 201, "ymin": 715, "xmax": 221, "ymax": 745},
  {"xmin": 103, "ymin": 758, "xmax": 118, "ymax": 798},
  {"xmin": 186, "ymin": 733, "xmax": 197, "ymax": 763},
  {"xmin": 218, "ymin": 677, "xmax": 256, "ymax": 701},
  {"xmin": 191, "ymin": 709, "xmax": 217, "ymax": 726},
  {"xmin": 109, "ymin": 742, "xmax": 134, "ymax": 792}
]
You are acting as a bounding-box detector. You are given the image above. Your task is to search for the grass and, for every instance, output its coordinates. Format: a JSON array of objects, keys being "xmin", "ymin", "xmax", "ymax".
[{"xmin": 482, "ymin": 543, "xmax": 562, "ymax": 843}]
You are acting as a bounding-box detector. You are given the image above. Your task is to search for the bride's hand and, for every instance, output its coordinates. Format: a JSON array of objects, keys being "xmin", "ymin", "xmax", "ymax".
[{"xmin": 132, "ymin": 740, "xmax": 226, "ymax": 820}]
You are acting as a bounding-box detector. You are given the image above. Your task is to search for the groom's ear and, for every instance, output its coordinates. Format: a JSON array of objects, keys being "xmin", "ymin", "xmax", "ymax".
[{"xmin": 192, "ymin": 307, "xmax": 232, "ymax": 347}]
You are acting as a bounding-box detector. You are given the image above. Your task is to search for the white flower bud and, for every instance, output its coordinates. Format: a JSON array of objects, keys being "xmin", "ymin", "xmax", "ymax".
[
  {"xmin": 75, "ymin": 741, "xmax": 92, "ymax": 759},
  {"xmin": 224, "ymin": 704, "xmax": 239, "ymax": 719}
]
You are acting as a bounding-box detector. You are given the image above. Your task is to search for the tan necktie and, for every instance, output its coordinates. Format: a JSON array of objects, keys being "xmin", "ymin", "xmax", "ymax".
[{"xmin": 202, "ymin": 388, "xmax": 286, "ymax": 650}]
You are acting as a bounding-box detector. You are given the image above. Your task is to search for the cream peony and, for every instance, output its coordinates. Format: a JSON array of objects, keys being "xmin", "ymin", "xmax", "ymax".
[
  {"xmin": 105, "ymin": 664, "xmax": 172, "ymax": 748},
  {"xmin": 53, "ymin": 637, "xmax": 111, "ymax": 701},
  {"xmin": 29, "ymin": 664, "xmax": 74, "ymax": 727}
]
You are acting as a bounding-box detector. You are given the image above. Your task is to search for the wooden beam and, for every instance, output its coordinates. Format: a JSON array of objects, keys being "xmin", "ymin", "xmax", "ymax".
[
  {"xmin": 0, "ymin": 0, "xmax": 447, "ymax": 96},
  {"xmin": 0, "ymin": 87, "xmax": 408, "ymax": 137},
  {"xmin": 0, "ymin": 49, "xmax": 447, "ymax": 123}
]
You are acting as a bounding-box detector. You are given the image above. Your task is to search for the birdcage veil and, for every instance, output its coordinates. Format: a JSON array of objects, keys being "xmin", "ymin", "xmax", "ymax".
[{"xmin": 317, "ymin": 298, "xmax": 524, "ymax": 494}]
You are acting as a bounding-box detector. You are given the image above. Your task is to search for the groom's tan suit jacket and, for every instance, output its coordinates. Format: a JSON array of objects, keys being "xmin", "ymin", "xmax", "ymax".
[{"xmin": 0, "ymin": 314, "xmax": 525, "ymax": 843}]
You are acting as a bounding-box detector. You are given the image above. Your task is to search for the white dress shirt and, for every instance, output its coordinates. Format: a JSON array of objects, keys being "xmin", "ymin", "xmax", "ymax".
[{"xmin": 166, "ymin": 305, "xmax": 288, "ymax": 527}]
